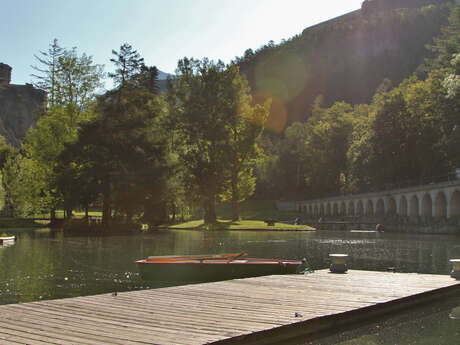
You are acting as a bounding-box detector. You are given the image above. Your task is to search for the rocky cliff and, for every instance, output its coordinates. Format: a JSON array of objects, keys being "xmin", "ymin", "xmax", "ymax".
[{"xmin": 0, "ymin": 84, "xmax": 45, "ymax": 147}]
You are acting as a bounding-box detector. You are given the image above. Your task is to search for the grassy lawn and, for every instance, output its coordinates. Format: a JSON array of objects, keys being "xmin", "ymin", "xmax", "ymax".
[
  {"xmin": 170, "ymin": 200, "xmax": 314, "ymax": 231},
  {"xmin": 169, "ymin": 219, "xmax": 314, "ymax": 231},
  {"xmin": 35, "ymin": 211, "xmax": 102, "ymax": 218}
]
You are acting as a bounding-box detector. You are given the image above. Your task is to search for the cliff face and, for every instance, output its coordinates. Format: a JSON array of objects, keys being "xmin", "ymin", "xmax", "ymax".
[
  {"xmin": 0, "ymin": 84, "xmax": 45, "ymax": 147},
  {"xmin": 238, "ymin": 0, "xmax": 452, "ymax": 130}
]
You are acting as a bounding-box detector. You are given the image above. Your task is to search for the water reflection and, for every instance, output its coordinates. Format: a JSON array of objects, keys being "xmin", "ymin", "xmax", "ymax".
[
  {"xmin": 0, "ymin": 228, "xmax": 459, "ymax": 305},
  {"xmin": 449, "ymin": 306, "xmax": 460, "ymax": 320}
]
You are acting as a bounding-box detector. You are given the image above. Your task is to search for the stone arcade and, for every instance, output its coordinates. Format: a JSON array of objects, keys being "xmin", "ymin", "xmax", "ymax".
[{"xmin": 296, "ymin": 178, "xmax": 460, "ymax": 233}]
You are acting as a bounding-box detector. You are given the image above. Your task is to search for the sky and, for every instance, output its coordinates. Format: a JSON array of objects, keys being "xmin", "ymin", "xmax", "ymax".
[{"xmin": 1, "ymin": 0, "xmax": 364, "ymax": 87}]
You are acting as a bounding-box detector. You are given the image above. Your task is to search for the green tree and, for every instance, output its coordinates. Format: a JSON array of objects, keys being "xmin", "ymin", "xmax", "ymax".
[
  {"xmin": 170, "ymin": 58, "xmax": 267, "ymax": 224},
  {"xmin": 0, "ymin": 136, "xmax": 16, "ymax": 213},
  {"xmin": 59, "ymin": 87, "xmax": 170, "ymax": 226},
  {"xmin": 109, "ymin": 43, "xmax": 144, "ymax": 98},
  {"xmin": 222, "ymin": 98, "xmax": 270, "ymax": 221},
  {"xmin": 12, "ymin": 42, "xmax": 104, "ymax": 217},
  {"xmin": 427, "ymin": 4, "xmax": 460, "ymax": 70},
  {"xmin": 303, "ymin": 101, "xmax": 354, "ymax": 198},
  {"xmin": 56, "ymin": 48, "xmax": 105, "ymax": 115},
  {"xmin": 31, "ymin": 38, "xmax": 65, "ymax": 107}
]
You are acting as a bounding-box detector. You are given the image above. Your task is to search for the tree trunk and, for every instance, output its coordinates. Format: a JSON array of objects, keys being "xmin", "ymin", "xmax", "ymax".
[
  {"xmin": 102, "ymin": 196, "xmax": 111, "ymax": 226},
  {"xmin": 65, "ymin": 207, "xmax": 73, "ymax": 219},
  {"xmin": 231, "ymin": 170, "xmax": 239, "ymax": 221},
  {"xmin": 171, "ymin": 202, "xmax": 176, "ymax": 223},
  {"xmin": 203, "ymin": 193, "xmax": 216, "ymax": 224},
  {"xmin": 126, "ymin": 209, "xmax": 133, "ymax": 224},
  {"xmin": 50, "ymin": 208, "xmax": 56, "ymax": 221},
  {"xmin": 102, "ymin": 178, "xmax": 111, "ymax": 227}
]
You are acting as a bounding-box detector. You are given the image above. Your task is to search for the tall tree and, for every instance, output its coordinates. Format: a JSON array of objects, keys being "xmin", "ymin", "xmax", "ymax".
[
  {"xmin": 57, "ymin": 44, "xmax": 169, "ymax": 226},
  {"xmin": 56, "ymin": 48, "xmax": 105, "ymax": 114},
  {"xmin": 170, "ymin": 58, "xmax": 268, "ymax": 224},
  {"xmin": 221, "ymin": 85, "xmax": 270, "ymax": 221},
  {"xmin": 12, "ymin": 42, "xmax": 104, "ymax": 218},
  {"xmin": 109, "ymin": 43, "xmax": 144, "ymax": 98},
  {"xmin": 31, "ymin": 38, "xmax": 65, "ymax": 107},
  {"xmin": 58, "ymin": 87, "xmax": 170, "ymax": 226}
]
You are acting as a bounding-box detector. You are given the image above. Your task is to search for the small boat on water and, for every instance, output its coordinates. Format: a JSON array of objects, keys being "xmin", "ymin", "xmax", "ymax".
[
  {"xmin": 136, "ymin": 253, "xmax": 303, "ymax": 283},
  {"xmin": 0, "ymin": 236, "xmax": 15, "ymax": 246}
]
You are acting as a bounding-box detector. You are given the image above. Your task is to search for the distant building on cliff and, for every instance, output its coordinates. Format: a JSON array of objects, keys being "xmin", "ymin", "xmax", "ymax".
[
  {"xmin": 0, "ymin": 63, "xmax": 12, "ymax": 86},
  {"xmin": 0, "ymin": 63, "xmax": 46, "ymax": 147}
]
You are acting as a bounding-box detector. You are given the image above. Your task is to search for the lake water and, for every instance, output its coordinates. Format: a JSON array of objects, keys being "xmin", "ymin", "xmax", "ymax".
[{"xmin": 1, "ymin": 228, "xmax": 459, "ymax": 344}]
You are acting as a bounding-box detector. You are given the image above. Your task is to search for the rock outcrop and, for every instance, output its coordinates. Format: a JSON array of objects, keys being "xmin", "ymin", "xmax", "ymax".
[{"xmin": 0, "ymin": 64, "xmax": 46, "ymax": 147}]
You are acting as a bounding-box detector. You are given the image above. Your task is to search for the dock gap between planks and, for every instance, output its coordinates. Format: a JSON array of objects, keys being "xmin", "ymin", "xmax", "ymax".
[{"xmin": 0, "ymin": 269, "xmax": 459, "ymax": 345}]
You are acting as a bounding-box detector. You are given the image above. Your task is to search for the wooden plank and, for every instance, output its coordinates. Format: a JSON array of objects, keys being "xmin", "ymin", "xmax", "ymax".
[{"xmin": 0, "ymin": 269, "xmax": 458, "ymax": 345}]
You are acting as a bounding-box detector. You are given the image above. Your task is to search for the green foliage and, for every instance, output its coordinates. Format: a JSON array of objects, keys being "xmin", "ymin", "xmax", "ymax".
[
  {"xmin": 109, "ymin": 43, "xmax": 144, "ymax": 91},
  {"xmin": 5, "ymin": 40, "xmax": 104, "ymax": 217},
  {"xmin": 31, "ymin": 38, "xmax": 65, "ymax": 107},
  {"xmin": 427, "ymin": 5, "xmax": 460, "ymax": 69},
  {"xmin": 169, "ymin": 58, "xmax": 269, "ymax": 223},
  {"xmin": 58, "ymin": 88, "xmax": 171, "ymax": 225},
  {"xmin": 56, "ymin": 44, "xmax": 171, "ymax": 226},
  {"xmin": 31, "ymin": 39, "xmax": 104, "ymax": 110},
  {"xmin": 55, "ymin": 48, "xmax": 105, "ymax": 111}
]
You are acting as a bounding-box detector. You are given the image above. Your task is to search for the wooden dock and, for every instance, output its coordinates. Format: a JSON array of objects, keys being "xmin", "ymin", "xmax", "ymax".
[{"xmin": 0, "ymin": 269, "xmax": 459, "ymax": 345}]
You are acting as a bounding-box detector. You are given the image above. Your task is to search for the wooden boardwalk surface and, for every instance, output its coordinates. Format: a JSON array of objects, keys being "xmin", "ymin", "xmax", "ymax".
[{"xmin": 0, "ymin": 269, "xmax": 459, "ymax": 345}]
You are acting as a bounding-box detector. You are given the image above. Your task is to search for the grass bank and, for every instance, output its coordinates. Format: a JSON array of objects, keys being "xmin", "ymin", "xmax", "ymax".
[
  {"xmin": 169, "ymin": 219, "xmax": 314, "ymax": 231},
  {"xmin": 170, "ymin": 200, "xmax": 314, "ymax": 231},
  {"xmin": 0, "ymin": 218, "xmax": 45, "ymax": 228}
]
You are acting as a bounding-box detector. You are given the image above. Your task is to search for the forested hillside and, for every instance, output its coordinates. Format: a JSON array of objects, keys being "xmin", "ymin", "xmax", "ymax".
[
  {"xmin": 237, "ymin": 0, "xmax": 451, "ymax": 129},
  {"xmin": 255, "ymin": 3, "xmax": 460, "ymax": 200}
]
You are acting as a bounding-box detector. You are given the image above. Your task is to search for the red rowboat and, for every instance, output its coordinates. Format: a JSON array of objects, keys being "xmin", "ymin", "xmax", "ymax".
[{"xmin": 136, "ymin": 253, "xmax": 303, "ymax": 283}]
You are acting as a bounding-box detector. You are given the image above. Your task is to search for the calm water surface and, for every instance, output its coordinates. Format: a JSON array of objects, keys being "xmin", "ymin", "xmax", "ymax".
[{"xmin": 1, "ymin": 228, "xmax": 459, "ymax": 344}]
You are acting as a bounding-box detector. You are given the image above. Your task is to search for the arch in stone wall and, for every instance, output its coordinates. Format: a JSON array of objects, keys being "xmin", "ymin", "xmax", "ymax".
[
  {"xmin": 421, "ymin": 194, "xmax": 432, "ymax": 217},
  {"xmin": 366, "ymin": 200, "xmax": 374, "ymax": 216},
  {"xmin": 340, "ymin": 202, "xmax": 346, "ymax": 216},
  {"xmin": 376, "ymin": 199, "xmax": 384, "ymax": 217},
  {"xmin": 357, "ymin": 200, "xmax": 364, "ymax": 216},
  {"xmin": 435, "ymin": 191, "xmax": 447, "ymax": 218},
  {"xmin": 449, "ymin": 190, "xmax": 460, "ymax": 217},
  {"xmin": 410, "ymin": 195, "xmax": 419, "ymax": 217},
  {"xmin": 320, "ymin": 204, "xmax": 325, "ymax": 216},
  {"xmin": 314, "ymin": 205, "xmax": 319, "ymax": 216},
  {"xmin": 399, "ymin": 196, "xmax": 408, "ymax": 216},
  {"xmin": 333, "ymin": 203, "xmax": 339, "ymax": 216},
  {"xmin": 309, "ymin": 205, "xmax": 313, "ymax": 216},
  {"xmin": 387, "ymin": 197, "xmax": 397, "ymax": 215},
  {"xmin": 349, "ymin": 201, "xmax": 355, "ymax": 216},
  {"xmin": 326, "ymin": 203, "xmax": 332, "ymax": 216}
]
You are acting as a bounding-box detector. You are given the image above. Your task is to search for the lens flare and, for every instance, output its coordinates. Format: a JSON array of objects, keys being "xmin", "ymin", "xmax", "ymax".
[{"xmin": 254, "ymin": 51, "xmax": 308, "ymax": 102}]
